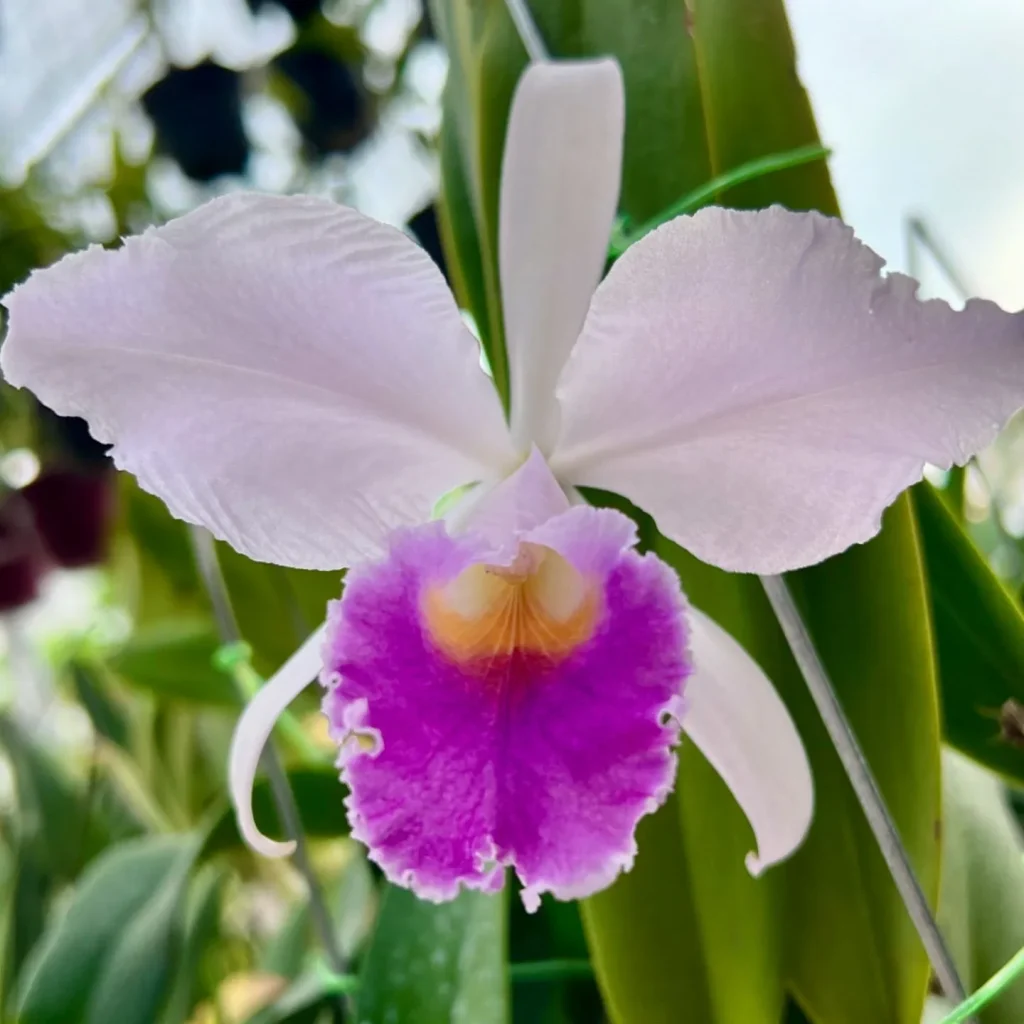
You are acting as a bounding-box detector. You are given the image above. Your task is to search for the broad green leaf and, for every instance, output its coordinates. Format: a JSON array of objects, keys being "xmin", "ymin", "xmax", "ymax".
[
  {"xmin": 204, "ymin": 768, "xmax": 349, "ymax": 856},
  {"xmin": 84, "ymin": 837, "xmax": 198, "ymax": 1024},
  {"xmin": 357, "ymin": 885, "xmax": 507, "ymax": 1024},
  {"xmin": 17, "ymin": 834, "xmax": 200, "ymax": 1024},
  {"xmin": 937, "ymin": 750, "xmax": 1024, "ymax": 1023},
  {"xmin": 913, "ymin": 482, "xmax": 1024, "ymax": 782},
  {"xmin": 108, "ymin": 620, "xmax": 237, "ymax": 706}
]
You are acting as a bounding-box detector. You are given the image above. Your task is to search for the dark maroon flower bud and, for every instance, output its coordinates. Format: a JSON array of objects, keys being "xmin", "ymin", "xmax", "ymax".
[
  {"xmin": 0, "ymin": 494, "xmax": 46, "ymax": 611},
  {"xmin": 142, "ymin": 63, "xmax": 249, "ymax": 182},
  {"xmin": 21, "ymin": 467, "xmax": 116, "ymax": 569}
]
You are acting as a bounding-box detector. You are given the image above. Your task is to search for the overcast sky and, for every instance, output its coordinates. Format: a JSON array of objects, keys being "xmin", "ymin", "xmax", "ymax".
[{"xmin": 786, "ymin": 0, "xmax": 1024, "ymax": 309}]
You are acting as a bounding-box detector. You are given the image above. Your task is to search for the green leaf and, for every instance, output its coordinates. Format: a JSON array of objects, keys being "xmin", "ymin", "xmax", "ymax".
[
  {"xmin": 581, "ymin": 792, "xmax": 716, "ymax": 1023},
  {"xmin": 109, "ymin": 621, "xmax": 237, "ymax": 706},
  {"xmin": 685, "ymin": 0, "xmax": 837, "ymax": 213},
  {"xmin": 913, "ymin": 482, "xmax": 1024, "ymax": 782},
  {"xmin": 215, "ymin": 543, "xmax": 341, "ymax": 676},
  {"xmin": 17, "ymin": 834, "xmax": 200, "ymax": 1024},
  {"xmin": 509, "ymin": 882, "xmax": 601, "ymax": 1024},
  {"xmin": 937, "ymin": 750, "xmax": 1024, "ymax": 1022},
  {"xmin": 261, "ymin": 901, "xmax": 312, "ymax": 981},
  {"xmin": 437, "ymin": 83, "xmax": 492, "ymax": 349},
  {"xmin": 0, "ymin": 846, "xmax": 50, "ymax": 1016},
  {"xmin": 0, "ymin": 714, "xmax": 92, "ymax": 879},
  {"xmin": 160, "ymin": 865, "xmax": 226, "ymax": 1024},
  {"xmin": 68, "ymin": 660, "xmax": 130, "ymax": 749},
  {"xmin": 245, "ymin": 968, "xmax": 354, "ymax": 1024},
  {"xmin": 357, "ymin": 885, "xmax": 507, "ymax": 1024},
  {"xmin": 779, "ymin": 501, "xmax": 940, "ymax": 1024},
  {"xmin": 114, "ymin": 477, "xmax": 205, "ymax": 626},
  {"xmin": 203, "ymin": 769, "xmax": 349, "ymax": 856}
]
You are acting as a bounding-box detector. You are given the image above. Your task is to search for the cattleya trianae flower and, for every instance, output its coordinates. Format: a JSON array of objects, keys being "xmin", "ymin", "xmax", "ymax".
[{"xmin": 4, "ymin": 57, "xmax": 1024, "ymax": 911}]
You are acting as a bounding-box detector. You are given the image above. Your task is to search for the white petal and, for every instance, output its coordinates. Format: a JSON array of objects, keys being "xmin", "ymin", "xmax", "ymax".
[
  {"xmin": 552, "ymin": 206, "xmax": 1024, "ymax": 573},
  {"xmin": 684, "ymin": 607, "xmax": 813, "ymax": 874},
  {"xmin": 2, "ymin": 193, "xmax": 514, "ymax": 570},
  {"xmin": 229, "ymin": 623, "xmax": 326, "ymax": 858},
  {"xmin": 452, "ymin": 447, "xmax": 571, "ymax": 551},
  {"xmin": 501, "ymin": 59, "xmax": 624, "ymax": 454}
]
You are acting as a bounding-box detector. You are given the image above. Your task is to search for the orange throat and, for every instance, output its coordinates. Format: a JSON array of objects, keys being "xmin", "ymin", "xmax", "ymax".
[{"xmin": 422, "ymin": 543, "xmax": 600, "ymax": 665}]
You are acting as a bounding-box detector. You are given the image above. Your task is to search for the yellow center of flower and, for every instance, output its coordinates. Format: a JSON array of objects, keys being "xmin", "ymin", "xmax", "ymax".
[{"xmin": 422, "ymin": 543, "xmax": 600, "ymax": 664}]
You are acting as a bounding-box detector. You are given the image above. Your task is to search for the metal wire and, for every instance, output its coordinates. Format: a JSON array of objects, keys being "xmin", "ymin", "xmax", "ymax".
[{"xmin": 760, "ymin": 575, "xmax": 969, "ymax": 1009}]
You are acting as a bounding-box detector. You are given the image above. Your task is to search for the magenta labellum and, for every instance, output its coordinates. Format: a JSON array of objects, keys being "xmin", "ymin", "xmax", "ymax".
[{"xmin": 322, "ymin": 505, "xmax": 689, "ymax": 909}]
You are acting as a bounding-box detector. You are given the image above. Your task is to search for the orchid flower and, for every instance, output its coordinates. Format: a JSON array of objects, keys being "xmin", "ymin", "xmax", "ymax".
[{"xmin": 3, "ymin": 58, "xmax": 1024, "ymax": 911}]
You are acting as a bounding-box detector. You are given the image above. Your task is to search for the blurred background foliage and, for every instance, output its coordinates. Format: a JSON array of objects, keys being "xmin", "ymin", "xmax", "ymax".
[{"xmin": 0, "ymin": 1, "xmax": 1021, "ymax": 1023}]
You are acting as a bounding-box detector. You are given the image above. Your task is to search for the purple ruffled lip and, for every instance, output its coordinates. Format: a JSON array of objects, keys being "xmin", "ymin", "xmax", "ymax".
[{"xmin": 319, "ymin": 501, "xmax": 691, "ymax": 910}]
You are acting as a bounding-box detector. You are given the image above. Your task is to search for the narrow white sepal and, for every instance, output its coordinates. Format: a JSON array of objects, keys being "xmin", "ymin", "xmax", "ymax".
[
  {"xmin": 228, "ymin": 623, "xmax": 327, "ymax": 857},
  {"xmin": 684, "ymin": 607, "xmax": 814, "ymax": 874}
]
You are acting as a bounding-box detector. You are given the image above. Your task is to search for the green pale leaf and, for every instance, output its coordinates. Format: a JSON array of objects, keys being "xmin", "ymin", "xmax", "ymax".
[
  {"xmin": 357, "ymin": 885, "xmax": 507, "ymax": 1024},
  {"xmin": 203, "ymin": 768, "xmax": 349, "ymax": 856},
  {"xmin": 108, "ymin": 620, "xmax": 237, "ymax": 706},
  {"xmin": 913, "ymin": 482, "xmax": 1024, "ymax": 782},
  {"xmin": 938, "ymin": 750, "xmax": 1024, "ymax": 1023},
  {"xmin": 17, "ymin": 834, "xmax": 200, "ymax": 1024}
]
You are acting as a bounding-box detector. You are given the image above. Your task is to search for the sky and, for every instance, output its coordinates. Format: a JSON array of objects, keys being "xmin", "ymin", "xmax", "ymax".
[{"xmin": 786, "ymin": 0, "xmax": 1024, "ymax": 309}]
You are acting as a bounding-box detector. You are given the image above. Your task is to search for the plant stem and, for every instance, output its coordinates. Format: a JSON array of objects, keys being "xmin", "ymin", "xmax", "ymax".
[
  {"xmin": 938, "ymin": 943, "xmax": 1024, "ymax": 1023},
  {"xmin": 608, "ymin": 144, "xmax": 831, "ymax": 255},
  {"xmin": 509, "ymin": 959, "xmax": 595, "ymax": 983}
]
